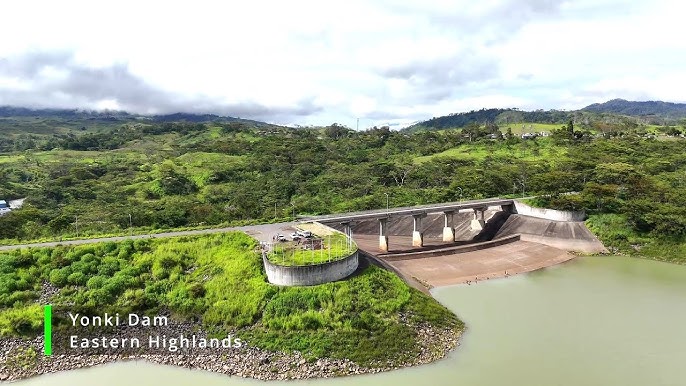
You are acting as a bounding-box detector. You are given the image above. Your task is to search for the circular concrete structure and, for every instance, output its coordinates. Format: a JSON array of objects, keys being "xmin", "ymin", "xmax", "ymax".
[{"xmin": 262, "ymin": 251, "xmax": 359, "ymax": 286}]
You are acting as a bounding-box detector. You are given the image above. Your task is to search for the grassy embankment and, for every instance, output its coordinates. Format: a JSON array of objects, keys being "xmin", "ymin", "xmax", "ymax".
[
  {"xmin": 0, "ymin": 232, "xmax": 462, "ymax": 366},
  {"xmin": 415, "ymin": 137, "xmax": 567, "ymax": 164},
  {"xmin": 499, "ymin": 122, "xmax": 560, "ymax": 134},
  {"xmin": 586, "ymin": 214, "xmax": 686, "ymax": 264}
]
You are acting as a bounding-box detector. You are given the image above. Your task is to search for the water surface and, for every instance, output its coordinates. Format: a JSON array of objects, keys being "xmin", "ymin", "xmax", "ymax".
[{"xmin": 17, "ymin": 256, "xmax": 686, "ymax": 386}]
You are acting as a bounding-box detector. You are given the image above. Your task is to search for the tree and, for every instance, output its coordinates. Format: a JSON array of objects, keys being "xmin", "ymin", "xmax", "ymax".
[
  {"xmin": 389, "ymin": 156, "xmax": 415, "ymax": 187},
  {"xmin": 462, "ymin": 122, "xmax": 483, "ymax": 142},
  {"xmin": 505, "ymin": 127, "xmax": 514, "ymax": 140},
  {"xmin": 564, "ymin": 119, "xmax": 574, "ymax": 138},
  {"xmin": 324, "ymin": 123, "xmax": 351, "ymax": 139}
]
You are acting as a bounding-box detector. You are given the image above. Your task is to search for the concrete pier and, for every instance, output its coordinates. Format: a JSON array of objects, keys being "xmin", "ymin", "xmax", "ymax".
[
  {"xmin": 412, "ymin": 214, "xmax": 426, "ymax": 247},
  {"xmin": 379, "ymin": 218, "xmax": 389, "ymax": 252},
  {"xmin": 442, "ymin": 211, "xmax": 456, "ymax": 242},
  {"xmin": 470, "ymin": 207, "xmax": 486, "ymax": 231}
]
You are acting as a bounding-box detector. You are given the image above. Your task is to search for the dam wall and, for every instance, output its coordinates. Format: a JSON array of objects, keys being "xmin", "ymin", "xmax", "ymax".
[{"xmin": 513, "ymin": 200, "xmax": 586, "ymax": 222}]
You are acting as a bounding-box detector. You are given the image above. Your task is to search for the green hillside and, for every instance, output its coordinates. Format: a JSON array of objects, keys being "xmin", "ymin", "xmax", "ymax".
[
  {"xmin": 404, "ymin": 99, "xmax": 686, "ymax": 133},
  {"xmin": 1, "ymin": 107, "xmax": 686, "ymax": 263}
]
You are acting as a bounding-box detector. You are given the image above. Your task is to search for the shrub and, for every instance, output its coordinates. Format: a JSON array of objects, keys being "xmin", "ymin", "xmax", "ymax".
[
  {"xmin": 67, "ymin": 271, "xmax": 88, "ymax": 286},
  {"xmin": 49, "ymin": 268, "xmax": 70, "ymax": 287},
  {"xmin": 0, "ymin": 304, "xmax": 42, "ymax": 337}
]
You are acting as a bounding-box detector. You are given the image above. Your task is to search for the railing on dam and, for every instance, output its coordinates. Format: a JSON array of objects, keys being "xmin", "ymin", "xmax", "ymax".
[{"xmin": 305, "ymin": 197, "xmax": 514, "ymax": 223}]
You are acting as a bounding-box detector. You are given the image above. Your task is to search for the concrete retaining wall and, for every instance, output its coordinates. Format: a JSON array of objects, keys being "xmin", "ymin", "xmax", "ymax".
[
  {"xmin": 360, "ymin": 251, "xmax": 430, "ymax": 294},
  {"xmin": 263, "ymin": 251, "xmax": 359, "ymax": 286},
  {"xmin": 513, "ymin": 200, "xmax": 586, "ymax": 222},
  {"xmin": 380, "ymin": 234, "xmax": 521, "ymax": 261}
]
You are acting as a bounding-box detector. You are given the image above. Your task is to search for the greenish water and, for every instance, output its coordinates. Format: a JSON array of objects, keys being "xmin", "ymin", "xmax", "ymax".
[{"xmin": 17, "ymin": 256, "xmax": 686, "ymax": 386}]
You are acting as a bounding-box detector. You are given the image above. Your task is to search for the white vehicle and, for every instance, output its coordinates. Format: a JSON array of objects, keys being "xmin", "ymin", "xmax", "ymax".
[
  {"xmin": 297, "ymin": 230, "xmax": 313, "ymax": 238},
  {"xmin": 276, "ymin": 234, "xmax": 288, "ymax": 242},
  {"xmin": 290, "ymin": 232, "xmax": 302, "ymax": 241}
]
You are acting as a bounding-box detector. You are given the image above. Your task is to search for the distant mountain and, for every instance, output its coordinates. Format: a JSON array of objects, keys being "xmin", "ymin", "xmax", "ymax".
[
  {"xmin": 582, "ymin": 99, "xmax": 686, "ymax": 119},
  {"xmin": 151, "ymin": 112, "xmax": 271, "ymax": 126},
  {"xmin": 0, "ymin": 106, "xmax": 132, "ymax": 119},
  {"xmin": 0, "ymin": 106, "xmax": 273, "ymax": 126},
  {"xmin": 404, "ymin": 99, "xmax": 686, "ymax": 132},
  {"xmin": 403, "ymin": 108, "xmax": 573, "ymax": 132}
]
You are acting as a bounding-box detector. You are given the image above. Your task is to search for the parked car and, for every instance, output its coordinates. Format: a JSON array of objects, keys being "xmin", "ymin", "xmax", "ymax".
[
  {"xmin": 276, "ymin": 234, "xmax": 288, "ymax": 242},
  {"xmin": 291, "ymin": 232, "xmax": 302, "ymax": 241},
  {"xmin": 297, "ymin": 230, "xmax": 313, "ymax": 238}
]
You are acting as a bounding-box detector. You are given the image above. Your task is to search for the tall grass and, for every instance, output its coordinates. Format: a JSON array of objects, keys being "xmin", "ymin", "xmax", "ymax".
[{"xmin": 0, "ymin": 232, "xmax": 462, "ymax": 365}]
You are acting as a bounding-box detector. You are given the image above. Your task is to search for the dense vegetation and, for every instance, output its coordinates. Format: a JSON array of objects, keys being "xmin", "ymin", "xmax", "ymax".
[
  {"xmin": 0, "ymin": 232, "xmax": 461, "ymax": 365},
  {"xmin": 1, "ymin": 107, "xmax": 686, "ymax": 264},
  {"xmin": 406, "ymin": 99, "xmax": 686, "ymax": 132},
  {"xmin": 404, "ymin": 108, "xmax": 576, "ymax": 131}
]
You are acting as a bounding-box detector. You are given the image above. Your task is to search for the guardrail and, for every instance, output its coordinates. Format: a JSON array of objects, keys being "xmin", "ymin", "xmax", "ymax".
[{"xmin": 309, "ymin": 198, "xmax": 514, "ymax": 223}]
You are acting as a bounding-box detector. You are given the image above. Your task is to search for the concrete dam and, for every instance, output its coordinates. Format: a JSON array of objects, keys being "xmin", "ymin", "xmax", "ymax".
[{"xmin": 318, "ymin": 200, "xmax": 606, "ymax": 291}]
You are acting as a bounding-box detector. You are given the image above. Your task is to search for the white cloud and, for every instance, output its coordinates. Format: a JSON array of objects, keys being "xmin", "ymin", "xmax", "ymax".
[{"xmin": 0, "ymin": 0, "xmax": 684, "ymax": 127}]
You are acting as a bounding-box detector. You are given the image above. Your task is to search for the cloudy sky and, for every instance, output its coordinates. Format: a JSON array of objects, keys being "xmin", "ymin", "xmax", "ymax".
[{"xmin": 0, "ymin": 0, "xmax": 684, "ymax": 128}]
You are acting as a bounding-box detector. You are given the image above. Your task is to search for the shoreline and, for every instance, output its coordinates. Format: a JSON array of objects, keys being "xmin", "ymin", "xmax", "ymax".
[{"xmin": 0, "ymin": 322, "xmax": 462, "ymax": 383}]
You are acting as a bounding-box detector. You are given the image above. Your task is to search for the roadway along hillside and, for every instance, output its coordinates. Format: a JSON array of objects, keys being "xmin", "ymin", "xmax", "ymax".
[{"xmin": 0, "ymin": 222, "xmax": 297, "ymax": 251}]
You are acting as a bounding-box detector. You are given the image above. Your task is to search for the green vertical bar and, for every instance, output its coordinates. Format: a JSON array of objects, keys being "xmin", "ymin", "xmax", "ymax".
[{"xmin": 44, "ymin": 304, "xmax": 52, "ymax": 356}]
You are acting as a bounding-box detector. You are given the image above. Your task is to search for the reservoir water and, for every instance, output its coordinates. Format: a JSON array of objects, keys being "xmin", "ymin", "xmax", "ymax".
[{"xmin": 17, "ymin": 256, "xmax": 686, "ymax": 386}]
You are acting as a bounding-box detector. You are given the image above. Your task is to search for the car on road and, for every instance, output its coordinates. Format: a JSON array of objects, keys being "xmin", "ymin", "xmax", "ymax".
[
  {"xmin": 276, "ymin": 234, "xmax": 288, "ymax": 242},
  {"xmin": 297, "ymin": 230, "xmax": 313, "ymax": 238}
]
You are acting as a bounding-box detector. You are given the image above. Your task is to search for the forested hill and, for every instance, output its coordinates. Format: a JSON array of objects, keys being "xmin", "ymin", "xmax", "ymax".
[
  {"xmin": 403, "ymin": 108, "xmax": 573, "ymax": 132},
  {"xmin": 0, "ymin": 106, "xmax": 132, "ymax": 119},
  {"xmin": 581, "ymin": 99, "xmax": 686, "ymax": 119},
  {"xmin": 404, "ymin": 99, "xmax": 686, "ymax": 132}
]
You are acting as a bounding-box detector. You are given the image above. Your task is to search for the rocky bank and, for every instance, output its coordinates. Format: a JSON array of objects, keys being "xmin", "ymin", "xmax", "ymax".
[{"xmin": 0, "ymin": 321, "xmax": 461, "ymax": 383}]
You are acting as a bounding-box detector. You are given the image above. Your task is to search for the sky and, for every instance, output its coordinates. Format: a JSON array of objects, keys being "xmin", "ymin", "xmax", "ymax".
[{"xmin": 0, "ymin": 0, "xmax": 684, "ymax": 128}]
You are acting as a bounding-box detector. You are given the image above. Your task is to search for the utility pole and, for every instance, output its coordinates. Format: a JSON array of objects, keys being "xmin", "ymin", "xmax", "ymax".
[
  {"xmin": 356, "ymin": 118, "xmax": 359, "ymax": 131},
  {"xmin": 290, "ymin": 203, "xmax": 295, "ymax": 220},
  {"xmin": 274, "ymin": 202, "xmax": 277, "ymax": 219},
  {"xmin": 75, "ymin": 215, "xmax": 79, "ymax": 237},
  {"xmin": 384, "ymin": 193, "xmax": 389, "ymax": 211},
  {"xmin": 129, "ymin": 214, "xmax": 133, "ymax": 236}
]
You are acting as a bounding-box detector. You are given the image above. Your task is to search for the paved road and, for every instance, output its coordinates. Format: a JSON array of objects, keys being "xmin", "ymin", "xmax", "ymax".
[{"xmin": 0, "ymin": 222, "xmax": 298, "ymax": 251}]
